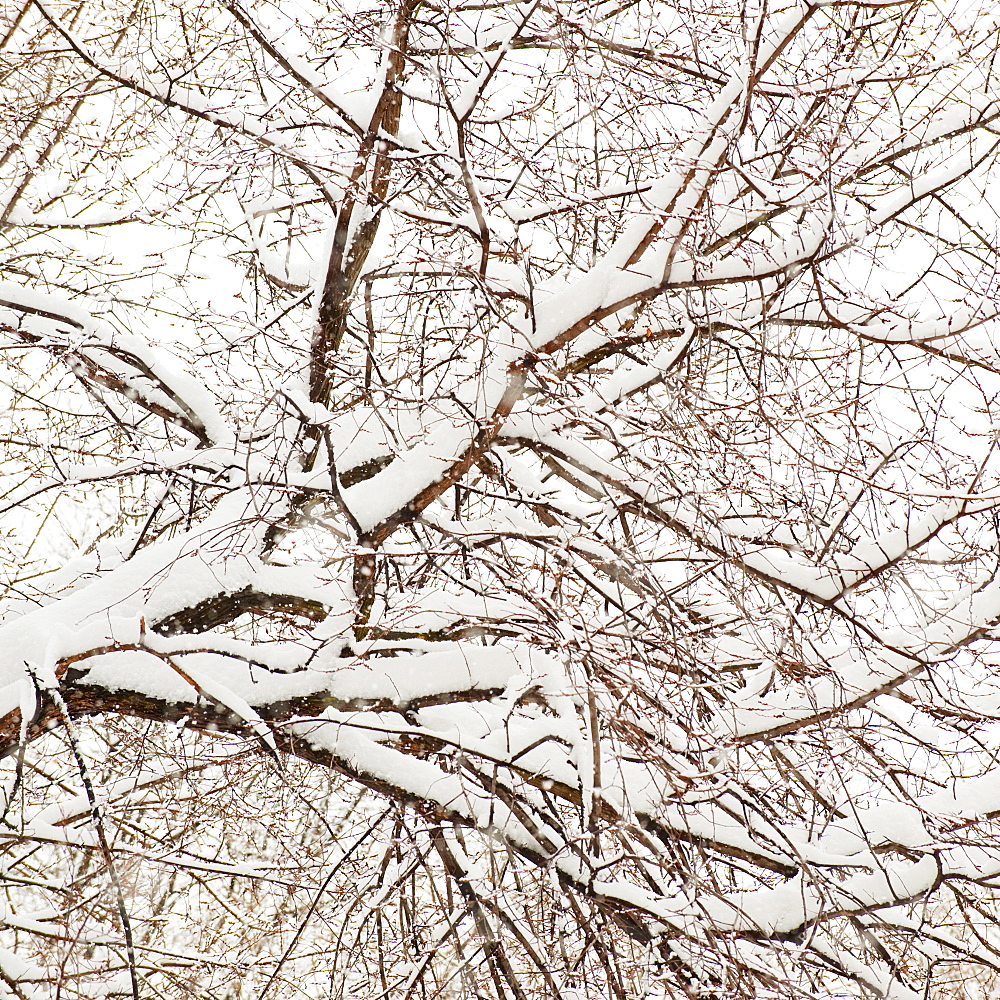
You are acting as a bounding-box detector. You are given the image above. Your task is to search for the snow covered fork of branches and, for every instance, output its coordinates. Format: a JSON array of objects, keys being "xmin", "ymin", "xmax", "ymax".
[{"xmin": 2, "ymin": 0, "xmax": 1000, "ymax": 997}]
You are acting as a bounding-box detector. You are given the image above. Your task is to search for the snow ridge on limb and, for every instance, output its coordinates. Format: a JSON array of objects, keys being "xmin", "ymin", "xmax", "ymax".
[
  {"xmin": 528, "ymin": 2, "xmax": 819, "ymax": 357},
  {"xmin": 0, "ymin": 285, "xmax": 232, "ymax": 447}
]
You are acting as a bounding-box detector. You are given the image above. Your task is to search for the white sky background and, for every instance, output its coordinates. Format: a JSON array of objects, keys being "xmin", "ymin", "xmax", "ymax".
[{"xmin": 5, "ymin": 1, "xmax": 1000, "ymax": 994}]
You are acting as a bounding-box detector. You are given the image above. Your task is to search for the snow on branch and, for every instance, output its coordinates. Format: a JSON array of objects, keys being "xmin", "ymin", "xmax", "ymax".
[{"xmin": 4, "ymin": 0, "xmax": 1000, "ymax": 995}]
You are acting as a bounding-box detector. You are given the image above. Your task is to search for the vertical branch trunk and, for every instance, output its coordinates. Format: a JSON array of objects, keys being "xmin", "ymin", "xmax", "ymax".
[
  {"xmin": 305, "ymin": 0, "xmax": 419, "ymax": 627},
  {"xmin": 310, "ymin": 0, "xmax": 420, "ymax": 410}
]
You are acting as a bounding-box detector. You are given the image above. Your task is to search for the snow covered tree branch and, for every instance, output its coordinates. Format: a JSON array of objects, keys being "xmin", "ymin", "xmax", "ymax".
[{"xmin": 3, "ymin": 0, "xmax": 1000, "ymax": 996}]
